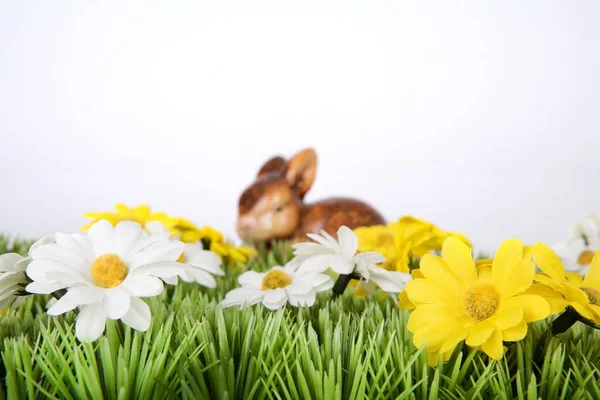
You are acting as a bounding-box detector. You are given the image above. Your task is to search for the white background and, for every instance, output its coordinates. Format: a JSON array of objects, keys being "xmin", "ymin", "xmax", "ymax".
[{"xmin": 1, "ymin": 1, "xmax": 598, "ymax": 253}]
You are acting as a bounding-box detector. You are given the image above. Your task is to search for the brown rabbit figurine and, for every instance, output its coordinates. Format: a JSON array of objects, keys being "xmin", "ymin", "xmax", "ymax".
[{"xmin": 237, "ymin": 148, "xmax": 386, "ymax": 243}]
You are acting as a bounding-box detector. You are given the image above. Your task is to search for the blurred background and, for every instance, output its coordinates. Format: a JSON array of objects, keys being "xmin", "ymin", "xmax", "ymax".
[{"xmin": 1, "ymin": 1, "xmax": 598, "ymax": 252}]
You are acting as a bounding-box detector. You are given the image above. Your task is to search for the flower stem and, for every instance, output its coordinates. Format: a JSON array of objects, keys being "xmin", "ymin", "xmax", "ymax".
[
  {"xmin": 551, "ymin": 309, "xmax": 578, "ymax": 335},
  {"xmin": 332, "ymin": 273, "xmax": 362, "ymax": 297}
]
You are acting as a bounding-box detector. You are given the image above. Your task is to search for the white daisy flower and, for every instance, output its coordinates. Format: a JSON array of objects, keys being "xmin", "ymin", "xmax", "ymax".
[
  {"xmin": 176, "ymin": 242, "xmax": 224, "ymax": 287},
  {"xmin": 25, "ymin": 220, "xmax": 185, "ymax": 342},
  {"xmin": 0, "ymin": 253, "xmax": 28, "ymax": 310},
  {"xmin": 293, "ymin": 226, "xmax": 365, "ymax": 275},
  {"xmin": 555, "ymin": 214, "xmax": 600, "ymax": 275},
  {"xmin": 294, "ymin": 226, "xmax": 411, "ymax": 293},
  {"xmin": 0, "ymin": 235, "xmax": 56, "ymax": 311},
  {"xmin": 220, "ymin": 263, "xmax": 333, "ymax": 310}
]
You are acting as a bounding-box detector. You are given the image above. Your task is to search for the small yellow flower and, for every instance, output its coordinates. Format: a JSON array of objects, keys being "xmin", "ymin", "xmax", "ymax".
[
  {"xmin": 530, "ymin": 243, "xmax": 600, "ymax": 326},
  {"xmin": 354, "ymin": 216, "xmax": 471, "ymax": 274},
  {"xmin": 83, "ymin": 204, "xmax": 179, "ymax": 234},
  {"xmin": 402, "ymin": 237, "xmax": 550, "ymax": 365}
]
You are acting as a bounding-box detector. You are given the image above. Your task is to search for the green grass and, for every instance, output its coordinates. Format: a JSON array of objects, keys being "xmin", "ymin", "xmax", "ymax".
[{"xmin": 1, "ymin": 236, "xmax": 600, "ymax": 399}]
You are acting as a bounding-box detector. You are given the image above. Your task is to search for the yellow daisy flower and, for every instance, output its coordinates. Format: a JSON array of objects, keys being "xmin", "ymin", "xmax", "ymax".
[
  {"xmin": 83, "ymin": 204, "xmax": 179, "ymax": 234},
  {"xmin": 355, "ymin": 216, "xmax": 471, "ymax": 274},
  {"xmin": 402, "ymin": 237, "xmax": 550, "ymax": 365},
  {"xmin": 530, "ymin": 243, "xmax": 600, "ymax": 330}
]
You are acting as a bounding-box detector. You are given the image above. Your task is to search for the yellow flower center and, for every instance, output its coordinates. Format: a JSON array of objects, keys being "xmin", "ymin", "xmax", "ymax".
[
  {"xmin": 91, "ymin": 254, "xmax": 128, "ymax": 288},
  {"xmin": 261, "ymin": 270, "xmax": 292, "ymax": 291},
  {"xmin": 177, "ymin": 252, "xmax": 186, "ymax": 263},
  {"xmin": 578, "ymin": 250, "xmax": 595, "ymax": 266},
  {"xmin": 581, "ymin": 287, "xmax": 600, "ymax": 305},
  {"xmin": 464, "ymin": 284, "xmax": 500, "ymax": 321}
]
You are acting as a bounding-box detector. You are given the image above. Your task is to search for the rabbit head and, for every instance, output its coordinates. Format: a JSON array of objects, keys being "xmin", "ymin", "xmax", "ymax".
[{"xmin": 237, "ymin": 148, "xmax": 317, "ymax": 242}]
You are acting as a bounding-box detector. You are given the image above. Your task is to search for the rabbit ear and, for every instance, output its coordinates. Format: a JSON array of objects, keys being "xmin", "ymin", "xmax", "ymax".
[
  {"xmin": 257, "ymin": 156, "xmax": 287, "ymax": 177},
  {"xmin": 285, "ymin": 148, "xmax": 317, "ymax": 199}
]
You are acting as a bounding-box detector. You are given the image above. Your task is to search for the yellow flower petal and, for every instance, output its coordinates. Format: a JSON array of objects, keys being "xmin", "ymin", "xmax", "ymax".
[
  {"xmin": 522, "ymin": 283, "xmax": 563, "ymax": 299},
  {"xmin": 498, "ymin": 259, "xmax": 535, "ymax": 298},
  {"xmin": 411, "ymin": 269, "xmax": 424, "ymax": 279},
  {"xmin": 534, "ymin": 273, "xmax": 564, "ymax": 293},
  {"xmin": 439, "ymin": 329, "xmax": 468, "ymax": 353},
  {"xmin": 533, "ymin": 242, "xmax": 566, "ymax": 283},
  {"xmin": 500, "ymin": 295, "xmax": 551, "ymax": 322},
  {"xmin": 405, "ymin": 279, "xmax": 458, "ymax": 305},
  {"xmin": 561, "ymin": 283, "xmax": 590, "ymax": 304},
  {"xmin": 398, "ymin": 290, "xmax": 416, "ymax": 310},
  {"xmin": 441, "ymin": 237, "xmax": 476, "ymax": 284},
  {"xmin": 427, "ymin": 347, "xmax": 455, "ymax": 367},
  {"xmin": 492, "ymin": 307, "xmax": 523, "ymax": 330},
  {"xmin": 546, "ymin": 298, "xmax": 569, "ymax": 314},
  {"xmin": 407, "ymin": 304, "xmax": 453, "ymax": 333},
  {"xmin": 477, "ymin": 266, "xmax": 493, "ymax": 283},
  {"xmin": 419, "ymin": 254, "xmax": 465, "ymax": 291},
  {"xmin": 465, "ymin": 321, "xmax": 495, "ymax": 347},
  {"xmin": 502, "ymin": 320, "xmax": 528, "ymax": 342},
  {"xmin": 522, "ymin": 245, "xmax": 534, "ymax": 261},
  {"xmin": 492, "ymin": 238, "xmax": 523, "ymax": 290},
  {"xmin": 565, "ymin": 272, "xmax": 584, "ymax": 286},
  {"xmin": 413, "ymin": 318, "xmax": 460, "ymax": 352},
  {"xmin": 587, "ymin": 305, "xmax": 600, "ymax": 325},
  {"xmin": 583, "ymin": 250, "xmax": 600, "ymax": 287},
  {"xmin": 568, "ymin": 302, "xmax": 598, "ymax": 323},
  {"xmin": 480, "ymin": 329, "xmax": 504, "ymax": 359}
]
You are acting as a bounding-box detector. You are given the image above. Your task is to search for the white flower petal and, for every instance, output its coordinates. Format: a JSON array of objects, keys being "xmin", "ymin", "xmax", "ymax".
[
  {"xmin": 114, "ymin": 221, "xmax": 143, "ymax": 260},
  {"xmin": 220, "ymin": 288, "xmax": 264, "ymax": 308},
  {"xmin": 367, "ymin": 269, "xmax": 411, "ymax": 293},
  {"xmin": 353, "ymin": 252, "xmax": 386, "ymax": 266},
  {"xmin": 337, "ymin": 226, "xmax": 358, "ymax": 260},
  {"xmin": 0, "ymin": 253, "xmax": 24, "ymax": 273},
  {"xmin": 122, "ymin": 275, "xmax": 164, "ymax": 297},
  {"xmin": 328, "ymin": 256, "xmax": 356, "ymax": 275},
  {"xmin": 145, "ymin": 221, "xmax": 170, "ymax": 235},
  {"xmin": 306, "ymin": 233, "xmax": 334, "ymax": 248},
  {"xmin": 287, "ymin": 289, "xmax": 316, "ymax": 307},
  {"xmin": 131, "ymin": 262, "xmax": 184, "ymax": 280},
  {"xmin": 47, "ymin": 286, "xmax": 104, "ymax": 316},
  {"xmin": 320, "ymin": 230, "xmax": 341, "ymax": 252},
  {"xmin": 262, "ymin": 288, "xmax": 288, "ymax": 310},
  {"xmin": 163, "ymin": 275, "xmax": 178, "ymax": 285},
  {"xmin": 120, "ymin": 297, "xmax": 152, "ymax": 332},
  {"xmin": 296, "ymin": 254, "xmax": 339, "ymax": 274},
  {"xmin": 185, "ymin": 248, "xmax": 224, "ymax": 276},
  {"xmin": 292, "ymin": 243, "xmax": 334, "ymax": 257},
  {"xmin": 54, "ymin": 233, "xmax": 95, "ymax": 263},
  {"xmin": 29, "ymin": 235, "xmax": 56, "ymax": 253},
  {"xmin": 297, "ymin": 273, "xmax": 333, "ymax": 292},
  {"xmin": 31, "ymin": 244, "xmax": 86, "ymax": 269},
  {"xmin": 238, "ymin": 271, "xmax": 264, "ymax": 288},
  {"xmin": 25, "ymin": 281, "xmax": 68, "ymax": 294},
  {"xmin": 180, "ymin": 268, "xmax": 217, "ymax": 288},
  {"xmin": 88, "ymin": 220, "xmax": 116, "ymax": 257},
  {"xmin": 76, "ymin": 304, "xmax": 107, "ymax": 342},
  {"xmin": 130, "ymin": 241, "xmax": 184, "ymax": 270},
  {"xmin": 287, "ymin": 280, "xmax": 313, "ymax": 296},
  {"xmin": 103, "ymin": 287, "xmax": 130, "ymax": 320}
]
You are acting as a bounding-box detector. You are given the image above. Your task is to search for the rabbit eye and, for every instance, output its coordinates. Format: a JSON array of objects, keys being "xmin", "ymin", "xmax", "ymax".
[{"xmin": 275, "ymin": 206, "xmax": 283, "ymax": 212}]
